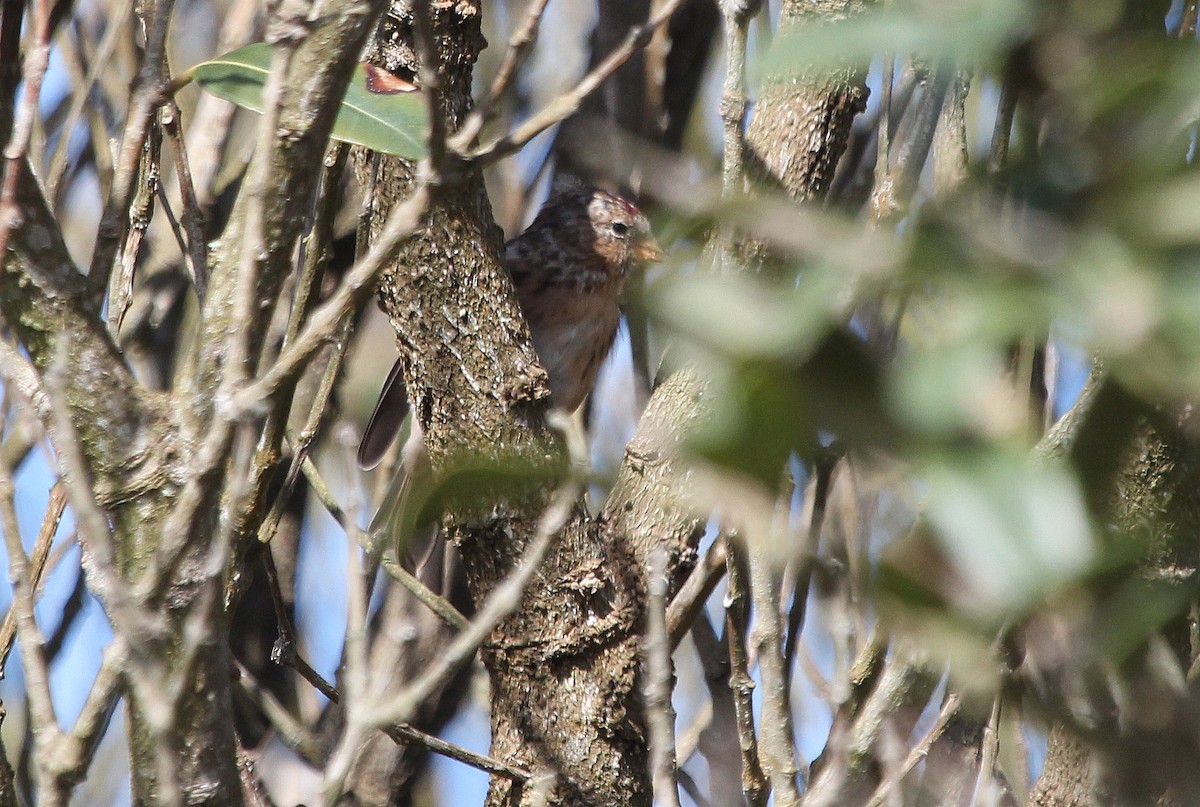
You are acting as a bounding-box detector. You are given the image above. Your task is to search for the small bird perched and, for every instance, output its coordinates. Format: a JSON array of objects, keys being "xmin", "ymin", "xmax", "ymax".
[{"xmin": 357, "ymin": 188, "xmax": 664, "ymax": 558}]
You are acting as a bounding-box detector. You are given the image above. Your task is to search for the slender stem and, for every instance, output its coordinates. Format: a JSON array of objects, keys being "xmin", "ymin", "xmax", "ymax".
[
  {"xmin": 85, "ymin": 0, "xmax": 175, "ymax": 310},
  {"xmin": 460, "ymin": 0, "xmax": 690, "ymax": 164},
  {"xmin": 726, "ymin": 539, "xmax": 769, "ymax": 807},
  {"xmin": 748, "ymin": 530, "xmax": 803, "ymax": 805},
  {"xmin": 0, "ymin": 483, "xmax": 66, "ymax": 675},
  {"xmin": 478, "ymin": 0, "xmax": 550, "ymax": 119},
  {"xmin": 666, "ymin": 533, "xmax": 727, "ymax": 648},
  {"xmin": 0, "ymin": 0, "xmax": 53, "ymax": 262},
  {"xmin": 379, "ymin": 553, "xmax": 471, "ymax": 632},
  {"xmin": 232, "ymin": 184, "xmax": 432, "ymax": 412},
  {"xmin": 783, "ymin": 454, "xmax": 837, "ymax": 672},
  {"xmin": 645, "ymin": 548, "xmax": 681, "ymax": 807},
  {"xmin": 862, "ymin": 693, "xmax": 962, "ymax": 807}
]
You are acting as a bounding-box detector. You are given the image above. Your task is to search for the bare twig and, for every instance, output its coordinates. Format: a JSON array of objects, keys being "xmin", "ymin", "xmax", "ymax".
[
  {"xmin": 322, "ymin": 473, "xmax": 580, "ymax": 799},
  {"xmin": 235, "ymin": 660, "xmax": 323, "ymax": 765},
  {"xmin": 456, "ymin": 0, "xmax": 551, "ymax": 144},
  {"xmin": 52, "ymin": 645, "xmax": 125, "ymax": 790},
  {"xmin": 747, "ymin": 529, "xmax": 803, "ymax": 805},
  {"xmin": 863, "ymin": 693, "xmax": 962, "ymax": 807},
  {"xmin": 45, "ymin": 0, "xmax": 134, "ymax": 199},
  {"xmin": 261, "ymin": 548, "xmax": 340, "ymax": 703},
  {"xmin": 970, "ymin": 695, "xmax": 1004, "ymax": 806},
  {"xmin": 379, "ymin": 553, "xmax": 471, "ymax": 632},
  {"xmin": 667, "ymin": 533, "xmax": 727, "ymax": 648},
  {"xmin": 645, "ymin": 548, "xmax": 681, "ymax": 807},
  {"xmin": 150, "ymin": 33, "xmax": 303, "ymax": 584},
  {"xmin": 410, "ymin": 0, "xmax": 447, "ymax": 178},
  {"xmin": 0, "ymin": 410, "xmax": 65, "ymax": 804},
  {"xmin": 374, "ymin": 481, "xmax": 577, "ymax": 727},
  {"xmin": 106, "ymin": 114, "xmax": 162, "ymax": 334},
  {"xmin": 86, "ymin": 0, "xmax": 175, "ymax": 309},
  {"xmin": 382, "ymin": 722, "xmax": 530, "ymax": 783},
  {"xmin": 725, "ymin": 539, "xmax": 769, "ymax": 807},
  {"xmin": 459, "ymin": 0, "xmax": 690, "ymax": 164},
  {"xmin": 232, "ymin": 183, "xmax": 432, "ymax": 412},
  {"xmin": 783, "ymin": 454, "xmax": 837, "ymax": 673},
  {"xmin": 179, "ymin": 0, "xmax": 259, "ymax": 210},
  {"xmin": 160, "ymin": 99, "xmax": 210, "ymax": 297},
  {"xmin": 252, "ymin": 143, "xmax": 350, "ymax": 550},
  {"xmin": 0, "ymin": 483, "xmax": 66, "ymax": 675},
  {"xmin": 0, "ymin": 0, "xmax": 53, "ymax": 261}
]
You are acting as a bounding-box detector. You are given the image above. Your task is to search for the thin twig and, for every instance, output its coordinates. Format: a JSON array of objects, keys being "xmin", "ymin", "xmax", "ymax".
[
  {"xmin": 0, "ymin": 0, "xmax": 53, "ymax": 262},
  {"xmin": 253, "ymin": 143, "xmax": 350, "ymax": 550},
  {"xmin": 455, "ymin": 0, "xmax": 551, "ymax": 146},
  {"xmin": 52, "ymin": 645, "xmax": 125, "ymax": 789},
  {"xmin": 725, "ymin": 539, "xmax": 769, "ymax": 807},
  {"xmin": 747, "ymin": 524, "xmax": 803, "ymax": 805},
  {"xmin": 645, "ymin": 548, "xmax": 681, "ymax": 807},
  {"xmin": 374, "ymin": 480, "xmax": 576, "ymax": 727},
  {"xmin": 85, "ymin": 0, "xmax": 175, "ymax": 309},
  {"xmin": 235, "ymin": 660, "xmax": 323, "ymax": 765},
  {"xmin": 383, "ymin": 722, "xmax": 530, "ymax": 783},
  {"xmin": 106, "ymin": 115, "xmax": 162, "ymax": 335},
  {"xmin": 666, "ymin": 533, "xmax": 727, "ymax": 648},
  {"xmin": 863, "ymin": 693, "xmax": 962, "ymax": 807},
  {"xmin": 970, "ymin": 695, "xmax": 1003, "ymax": 806},
  {"xmin": 232, "ymin": 183, "xmax": 432, "ymax": 412},
  {"xmin": 261, "ymin": 549, "xmax": 340, "ymax": 703},
  {"xmin": 148, "ymin": 34, "xmax": 303, "ymax": 591},
  {"xmin": 410, "ymin": 0, "xmax": 447, "ymax": 179},
  {"xmin": 783, "ymin": 454, "xmax": 837, "ymax": 673},
  {"xmin": 45, "ymin": 0, "xmax": 134, "ymax": 199},
  {"xmin": 160, "ymin": 99, "xmax": 209, "ymax": 297},
  {"xmin": 459, "ymin": 0, "xmax": 690, "ymax": 165},
  {"xmin": 0, "ymin": 409, "xmax": 64, "ymax": 799},
  {"xmin": 322, "ymin": 476, "xmax": 579, "ymax": 799},
  {"xmin": 379, "ymin": 553, "xmax": 471, "ymax": 632},
  {"xmin": 0, "ymin": 483, "xmax": 66, "ymax": 675}
]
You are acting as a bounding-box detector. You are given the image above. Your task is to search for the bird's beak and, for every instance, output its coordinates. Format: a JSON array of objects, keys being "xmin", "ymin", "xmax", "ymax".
[{"xmin": 633, "ymin": 236, "xmax": 666, "ymax": 263}]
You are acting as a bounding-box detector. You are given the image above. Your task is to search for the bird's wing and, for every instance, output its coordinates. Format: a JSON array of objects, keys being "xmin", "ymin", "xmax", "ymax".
[{"xmin": 357, "ymin": 357, "xmax": 409, "ymax": 470}]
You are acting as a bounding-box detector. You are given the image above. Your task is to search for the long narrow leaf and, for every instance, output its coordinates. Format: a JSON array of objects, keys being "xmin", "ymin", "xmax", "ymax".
[{"xmin": 185, "ymin": 42, "xmax": 428, "ymax": 159}]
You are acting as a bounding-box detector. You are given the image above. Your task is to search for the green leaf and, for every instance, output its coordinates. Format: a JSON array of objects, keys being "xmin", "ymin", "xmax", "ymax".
[
  {"xmin": 185, "ymin": 42, "xmax": 428, "ymax": 159},
  {"xmin": 923, "ymin": 451, "xmax": 1096, "ymax": 618}
]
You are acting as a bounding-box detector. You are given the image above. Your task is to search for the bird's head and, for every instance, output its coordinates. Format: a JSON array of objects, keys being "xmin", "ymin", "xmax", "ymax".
[{"xmin": 585, "ymin": 190, "xmax": 665, "ymax": 272}]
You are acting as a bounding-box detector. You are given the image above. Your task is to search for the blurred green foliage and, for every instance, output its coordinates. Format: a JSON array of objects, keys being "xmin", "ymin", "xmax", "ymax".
[{"xmin": 647, "ymin": 0, "xmax": 1200, "ymax": 658}]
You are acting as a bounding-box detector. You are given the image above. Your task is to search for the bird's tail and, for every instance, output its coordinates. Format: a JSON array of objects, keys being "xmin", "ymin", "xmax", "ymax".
[{"xmin": 368, "ymin": 427, "xmax": 446, "ymax": 589}]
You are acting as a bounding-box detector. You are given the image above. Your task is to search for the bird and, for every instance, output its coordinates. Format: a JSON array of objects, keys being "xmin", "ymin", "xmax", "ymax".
[{"xmin": 357, "ymin": 188, "xmax": 664, "ymax": 564}]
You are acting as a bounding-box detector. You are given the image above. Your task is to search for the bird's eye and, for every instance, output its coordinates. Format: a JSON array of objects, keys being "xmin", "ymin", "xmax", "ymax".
[{"xmin": 611, "ymin": 221, "xmax": 629, "ymax": 237}]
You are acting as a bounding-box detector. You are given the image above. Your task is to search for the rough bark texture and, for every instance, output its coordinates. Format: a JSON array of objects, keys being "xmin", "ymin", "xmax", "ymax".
[
  {"xmin": 745, "ymin": 0, "xmax": 868, "ymax": 203},
  {"xmin": 1028, "ymin": 726, "xmax": 1095, "ymax": 807}
]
